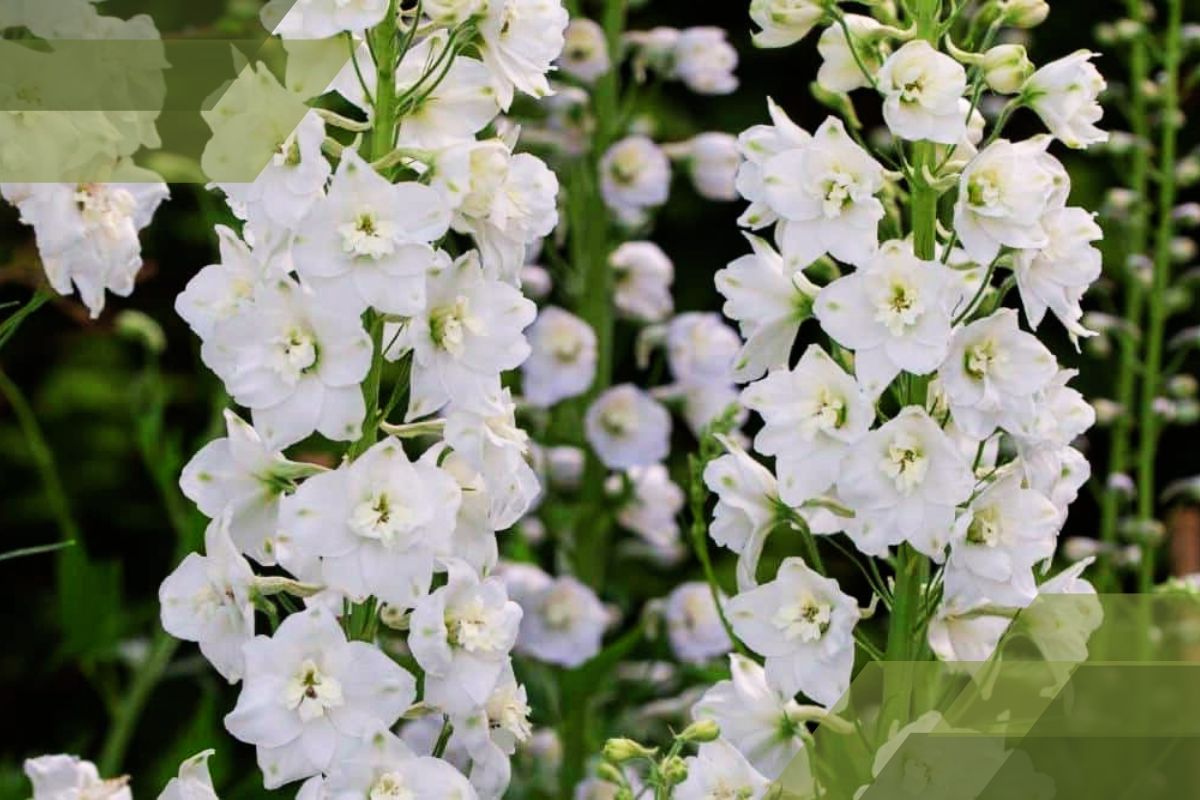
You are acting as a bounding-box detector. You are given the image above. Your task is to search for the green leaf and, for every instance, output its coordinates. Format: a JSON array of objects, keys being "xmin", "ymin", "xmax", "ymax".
[
  {"xmin": 0, "ymin": 539, "xmax": 74, "ymax": 562},
  {"xmin": 0, "ymin": 290, "xmax": 50, "ymax": 352},
  {"xmin": 56, "ymin": 544, "xmax": 125, "ymax": 661}
]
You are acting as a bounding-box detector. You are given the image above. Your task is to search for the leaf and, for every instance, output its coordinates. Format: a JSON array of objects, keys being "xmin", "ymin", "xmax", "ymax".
[
  {"xmin": 0, "ymin": 290, "xmax": 50, "ymax": 352},
  {"xmin": 56, "ymin": 544, "xmax": 125, "ymax": 662},
  {"xmin": 0, "ymin": 539, "xmax": 75, "ymax": 562}
]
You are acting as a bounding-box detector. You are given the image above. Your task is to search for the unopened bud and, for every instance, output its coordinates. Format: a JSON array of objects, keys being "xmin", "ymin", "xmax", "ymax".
[
  {"xmin": 1173, "ymin": 202, "xmax": 1200, "ymax": 227},
  {"xmin": 1170, "ymin": 237, "xmax": 1197, "ymax": 264},
  {"xmin": 1174, "ymin": 398, "xmax": 1200, "ymax": 425},
  {"xmin": 596, "ymin": 762, "xmax": 627, "ymax": 787},
  {"xmin": 1117, "ymin": 544, "xmax": 1143, "ymax": 567},
  {"xmin": 677, "ymin": 719, "xmax": 721, "ymax": 744},
  {"xmin": 1108, "ymin": 472, "xmax": 1136, "ymax": 499},
  {"xmin": 659, "ymin": 755, "xmax": 689, "ymax": 784},
  {"xmin": 546, "ymin": 445, "xmax": 586, "ymax": 490},
  {"xmin": 603, "ymin": 738, "xmax": 657, "ymax": 764},
  {"xmin": 1063, "ymin": 536, "xmax": 1106, "ymax": 562},
  {"xmin": 982, "ymin": 44, "xmax": 1033, "ymax": 94},
  {"xmin": 520, "ymin": 265, "xmax": 552, "ymax": 300},
  {"xmin": 1091, "ymin": 399, "xmax": 1123, "ymax": 426},
  {"xmin": 1093, "ymin": 22, "xmax": 1117, "ymax": 46},
  {"xmin": 1103, "ymin": 188, "xmax": 1138, "ymax": 219},
  {"xmin": 1169, "ymin": 374, "xmax": 1199, "ymax": 398},
  {"xmin": 1177, "ymin": 156, "xmax": 1200, "ymax": 187},
  {"xmin": 1103, "ymin": 131, "xmax": 1139, "ymax": 156},
  {"xmin": 517, "ymin": 515, "xmax": 547, "ymax": 545},
  {"xmin": 1113, "ymin": 18, "xmax": 1145, "ymax": 42},
  {"xmin": 998, "ymin": 0, "xmax": 1049, "ymax": 28},
  {"xmin": 1119, "ymin": 517, "xmax": 1165, "ymax": 545},
  {"xmin": 115, "ymin": 310, "xmax": 166, "ymax": 355}
]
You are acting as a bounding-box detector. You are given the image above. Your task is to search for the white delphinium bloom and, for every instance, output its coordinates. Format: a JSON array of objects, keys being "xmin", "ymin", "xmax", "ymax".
[
  {"xmin": 218, "ymin": 111, "xmax": 329, "ymax": 238},
  {"xmin": 704, "ymin": 442, "xmax": 782, "ymax": 590},
  {"xmin": 202, "ymin": 278, "xmax": 372, "ymax": 448},
  {"xmin": 477, "ymin": 0, "xmax": 570, "ymax": 109},
  {"xmin": 749, "ymin": 0, "xmax": 825, "ymax": 48},
  {"xmin": 615, "ymin": 464, "xmax": 686, "ymax": 550},
  {"xmin": 292, "ymin": 150, "xmax": 448, "ymax": 316},
  {"xmin": 944, "ymin": 471, "xmax": 1060, "ymax": 608},
  {"xmin": 24, "ymin": 755, "xmax": 130, "ymax": 800},
  {"xmin": 677, "ymin": 382, "xmax": 747, "ymax": 440},
  {"xmin": 395, "ymin": 34, "xmax": 501, "ymax": 149},
  {"xmin": 761, "ymin": 117, "xmax": 886, "ymax": 269},
  {"xmin": 279, "ymin": 438, "xmax": 460, "ymax": 608},
  {"xmin": 453, "ymin": 663, "xmax": 533, "ymax": 799},
  {"xmin": 877, "ymin": 40, "xmax": 968, "ymax": 144},
  {"xmin": 159, "ymin": 517, "xmax": 255, "ymax": 683},
  {"xmin": 522, "ymin": 307, "xmax": 597, "ymax": 407},
  {"xmin": 6, "ymin": 177, "xmax": 168, "ymax": 318},
  {"xmin": 815, "ymin": 240, "xmax": 959, "ymax": 397},
  {"xmin": 180, "ymin": 409, "xmax": 318, "ymax": 564},
  {"xmin": 735, "ymin": 99, "xmax": 811, "ymax": 230},
  {"xmin": 558, "ymin": 18, "xmax": 610, "ymax": 83},
  {"xmin": 410, "ymin": 561, "xmax": 522, "ymax": 715},
  {"xmin": 599, "ymin": 136, "xmax": 671, "ymax": 225},
  {"xmin": 176, "ymin": 226, "xmax": 276, "ymax": 341},
  {"xmin": 674, "ymin": 740, "xmax": 770, "ymax": 800},
  {"xmin": 672, "ymin": 27, "xmax": 739, "ymax": 95},
  {"xmin": 584, "ymin": 384, "xmax": 672, "ymax": 469},
  {"xmin": 667, "ymin": 312, "xmax": 742, "ymax": 387},
  {"xmin": 297, "ymin": 725, "xmax": 477, "ymax": 800},
  {"xmin": 816, "ymin": 15, "xmax": 886, "ymax": 92},
  {"xmin": 939, "ymin": 309, "xmax": 1059, "ymax": 440},
  {"xmin": 837, "ymin": 407, "xmax": 975, "ymax": 560},
  {"xmin": 263, "ymin": 0, "xmax": 388, "ymax": 38},
  {"xmin": 927, "ymin": 599, "xmax": 1012, "ymax": 663},
  {"xmin": 224, "ymin": 607, "xmax": 416, "ymax": 788},
  {"xmin": 388, "ymin": 250, "xmax": 536, "ymax": 419},
  {"xmin": 953, "ymin": 136, "xmax": 1069, "ymax": 264},
  {"xmin": 742, "ymin": 345, "xmax": 874, "ymax": 505},
  {"xmin": 678, "ymin": 132, "xmax": 741, "ymax": 201},
  {"xmin": 716, "ymin": 234, "xmax": 818, "ymax": 382},
  {"xmin": 665, "ymin": 582, "xmax": 733, "ymax": 665},
  {"xmin": 443, "ymin": 391, "xmax": 542, "ymax": 530},
  {"xmin": 610, "ymin": 241, "xmax": 675, "ymax": 322},
  {"xmin": 158, "ymin": 750, "xmax": 218, "ymax": 800},
  {"xmin": 1024, "ymin": 51, "xmax": 1108, "ymax": 149},
  {"xmin": 437, "ymin": 452, "xmax": 502, "ymax": 574},
  {"xmin": 693, "ymin": 654, "xmax": 813, "ymax": 780},
  {"xmin": 422, "ymin": 0, "xmax": 486, "ymax": 25},
  {"xmin": 1012, "ymin": 206, "xmax": 1103, "ymax": 339},
  {"xmin": 508, "ymin": 571, "xmax": 608, "ymax": 668},
  {"xmin": 727, "ymin": 557, "xmax": 858, "ymax": 705},
  {"xmin": 432, "ymin": 140, "xmax": 559, "ymax": 282}
]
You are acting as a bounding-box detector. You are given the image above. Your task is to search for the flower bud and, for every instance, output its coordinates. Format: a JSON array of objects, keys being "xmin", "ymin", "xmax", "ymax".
[
  {"xmin": 1173, "ymin": 202, "xmax": 1200, "ymax": 227},
  {"xmin": 517, "ymin": 515, "xmax": 547, "ymax": 545},
  {"xmin": 1091, "ymin": 399, "xmax": 1123, "ymax": 426},
  {"xmin": 1168, "ymin": 374, "xmax": 1198, "ymax": 399},
  {"xmin": 1107, "ymin": 472, "xmax": 1136, "ymax": 499},
  {"xmin": 546, "ymin": 445, "xmax": 586, "ymax": 490},
  {"xmin": 520, "ymin": 265, "xmax": 552, "ymax": 300},
  {"xmin": 1063, "ymin": 536, "xmax": 1106, "ymax": 562},
  {"xmin": 596, "ymin": 762, "xmax": 628, "ymax": 787},
  {"xmin": 603, "ymin": 738, "xmax": 657, "ymax": 764},
  {"xmin": 1119, "ymin": 517, "xmax": 1165, "ymax": 545},
  {"xmin": 998, "ymin": 0, "xmax": 1050, "ymax": 28},
  {"xmin": 1175, "ymin": 398, "xmax": 1200, "ymax": 425},
  {"xmin": 1113, "ymin": 18, "xmax": 1146, "ymax": 42},
  {"xmin": 1176, "ymin": 155, "xmax": 1200, "ymax": 186},
  {"xmin": 115, "ymin": 310, "xmax": 166, "ymax": 354},
  {"xmin": 982, "ymin": 44, "xmax": 1034, "ymax": 94},
  {"xmin": 676, "ymin": 719, "xmax": 721, "ymax": 743},
  {"xmin": 1170, "ymin": 236, "xmax": 1197, "ymax": 264},
  {"xmin": 659, "ymin": 755, "xmax": 689, "ymax": 784}
]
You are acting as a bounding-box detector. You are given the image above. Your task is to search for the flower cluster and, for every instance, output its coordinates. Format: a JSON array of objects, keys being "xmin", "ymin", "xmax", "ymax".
[{"xmin": 158, "ymin": 2, "xmax": 567, "ymax": 797}]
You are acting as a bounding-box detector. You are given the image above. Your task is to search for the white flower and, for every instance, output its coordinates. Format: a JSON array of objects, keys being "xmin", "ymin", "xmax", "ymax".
[
  {"xmin": 939, "ymin": 309, "xmax": 1059, "ymax": 439},
  {"xmin": 816, "ymin": 16, "xmax": 886, "ymax": 93},
  {"xmin": 300, "ymin": 725, "xmax": 477, "ymax": 800},
  {"xmin": 735, "ymin": 99, "xmax": 811, "ymax": 230},
  {"xmin": 1025, "ymin": 50, "xmax": 1108, "ymax": 149},
  {"xmin": 422, "ymin": 0, "xmax": 486, "ymax": 25},
  {"xmin": 667, "ymin": 312, "xmax": 741, "ymax": 387},
  {"xmin": 436, "ymin": 452, "xmax": 501, "ymax": 574},
  {"xmin": 610, "ymin": 241, "xmax": 674, "ymax": 322},
  {"xmin": 680, "ymin": 132, "xmax": 741, "ymax": 201},
  {"xmin": 742, "ymin": 345, "xmax": 874, "ymax": 505},
  {"xmin": 727, "ymin": 557, "xmax": 857, "ymax": 705},
  {"xmin": 953, "ymin": 136, "xmax": 1068, "ymax": 264},
  {"xmin": 180, "ymin": 409, "xmax": 316, "ymax": 565},
  {"xmin": 158, "ymin": 750, "xmax": 218, "ymax": 800},
  {"xmin": 558, "ymin": 18, "xmax": 610, "ymax": 83},
  {"xmin": 7, "ymin": 177, "xmax": 168, "ymax": 318},
  {"xmin": 837, "ymin": 407, "xmax": 975, "ymax": 560},
  {"xmin": 584, "ymin": 384, "xmax": 672, "ymax": 469},
  {"xmin": 507, "ymin": 570, "xmax": 608, "ymax": 668},
  {"xmin": 944, "ymin": 471, "xmax": 1060, "ymax": 608},
  {"xmin": 224, "ymin": 607, "xmax": 416, "ymax": 788},
  {"xmin": 1012, "ymin": 206, "xmax": 1103, "ymax": 339},
  {"xmin": 815, "ymin": 240, "xmax": 959, "ymax": 397},
  {"xmin": 704, "ymin": 443, "xmax": 781, "ymax": 590},
  {"xmin": 672, "ymin": 27, "xmax": 738, "ymax": 95},
  {"xmin": 292, "ymin": 149, "xmax": 448, "ymax": 317},
  {"xmin": 432, "ymin": 141, "xmax": 559, "ymax": 282},
  {"xmin": 451, "ymin": 663, "xmax": 532, "ymax": 799},
  {"xmin": 263, "ymin": 0, "xmax": 388, "ymax": 38},
  {"xmin": 478, "ymin": 0, "xmax": 569, "ymax": 109},
  {"xmin": 927, "ymin": 599, "xmax": 1012, "ymax": 663},
  {"xmin": 159, "ymin": 516, "xmax": 255, "ymax": 682},
  {"xmin": 692, "ymin": 654, "xmax": 811, "ymax": 780},
  {"xmin": 615, "ymin": 464, "xmax": 685, "ymax": 550},
  {"xmin": 665, "ymin": 582, "xmax": 733, "ymax": 665},
  {"xmin": 410, "ymin": 560, "xmax": 522, "ymax": 715},
  {"xmin": 389, "ymin": 251, "xmax": 537, "ymax": 419},
  {"xmin": 202, "ymin": 277, "xmax": 372, "ymax": 448},
  {"xmin": 24, "ymin": 755, "xmax": 130, "ymax": 800},
  {"xmin": 674, "ymin": 740, "xmax": 770, "ymax": 800},
  {"xmin": 877, "ymin": 40, "xmax": 967, "ymax": 144},
  {"xmin": 600, "ymin": 136, "xmax": 671, "ymax": 225},
  {"xmin": 522, "ymin": 307, "xmax": 597, "ymax": 407},
  {"xmin": 715, "ymin": 234, "xmax": 818, "ymax": 382},
  {"xmin": 396, "ymin": 34, "xmax": 501, "ymax": 149},
  {"xmin": 176, "ymin": 225, "xmax": 275, "ymax": 341},
  {"xmin": 279, "ymin": 437, "xmax": 461, "ymax": 608},
  {"xmin": 750, "ymin": 0, "xmax": 824, "ymax": 49},
  {"xmin": 1005, "ymin": 370, "xmax": 1094, "ymax": 463},
  {"xmin": 761, "ymin": 117, "xmax": 886, "ymax": 269}
]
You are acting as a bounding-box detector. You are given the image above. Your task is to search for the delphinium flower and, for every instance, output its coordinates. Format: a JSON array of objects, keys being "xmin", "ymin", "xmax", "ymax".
[{"xmin": 158, "ymin": 751, "xmax": 218, "ymax": 800}]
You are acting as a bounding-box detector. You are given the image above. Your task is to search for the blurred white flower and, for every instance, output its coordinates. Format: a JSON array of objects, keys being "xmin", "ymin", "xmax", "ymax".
[
  {"xmin": 679, "ymin": 132, "xmax": 741, "ymax": 201},
  {"xmin": 615, "ymin": 464, "xmax": 685, "ymax": 549},
  {"xmin": 610, "ymin": 241, "xmax": 675, "ymax": 322},
  {"xmin": 665, "ymin": 582, "xmax": 733, "ymax": 665},
  {"xmin": 558, "ymin": 18, "xmax": 610, "ymax": 83},
  {"xmin": 667, "ymin": 312, "xmax": 741, "ymax": 387},
  {"xmin": 522, "ymin": 307, "xmax": 597, "ymax": 407},
  {"xmin": 585, "ymin": 384, "xmax": 672, "ymax": 469},
  {"xmin": 600, "ymin": 136, "xmax": 671, "ymax": 225},
  {"xmin": 672, "ymin": 27, "xmax": 739, "ymax": 95}
]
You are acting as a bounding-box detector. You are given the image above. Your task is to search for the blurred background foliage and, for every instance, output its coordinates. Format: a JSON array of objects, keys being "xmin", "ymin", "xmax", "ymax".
[{"xmin": 0, "ymin": 0, "xmax": 1197, "ymax": 798}]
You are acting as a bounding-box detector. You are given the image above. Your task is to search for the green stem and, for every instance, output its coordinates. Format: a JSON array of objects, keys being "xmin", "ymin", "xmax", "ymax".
[
  {"xmin": 98, "ymin": 633, "xmax": 179, "ymax": 775},
  {"xmin": 1136, "ymin": 0, "xmax": 1183, "ymax": 591}
]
